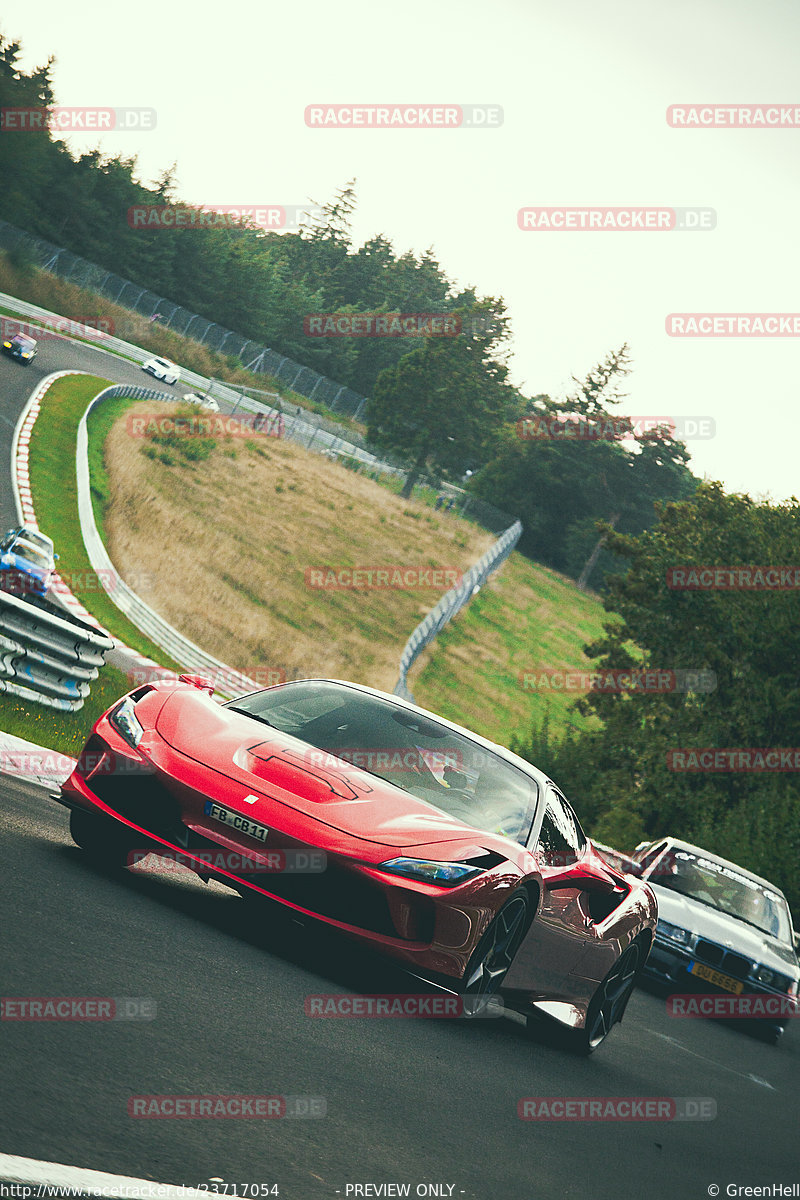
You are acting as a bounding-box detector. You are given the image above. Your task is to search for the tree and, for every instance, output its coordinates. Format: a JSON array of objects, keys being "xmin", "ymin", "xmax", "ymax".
[
  {"xmin": 365, "ymin": 306, "xmax": 518, "ymax": 497},
  {"xmin": 514, "ymin": 483, "xmax": 800, "ymax": 910},
  {"xmin": 470, "ymin": 346, "xmax": 697, "ymax": 587}
]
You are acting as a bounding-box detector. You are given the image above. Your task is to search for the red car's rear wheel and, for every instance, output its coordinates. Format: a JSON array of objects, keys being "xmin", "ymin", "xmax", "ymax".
[{"xmin": 529, "ymin": 938, "xmax": 644, "ymax": 1054}]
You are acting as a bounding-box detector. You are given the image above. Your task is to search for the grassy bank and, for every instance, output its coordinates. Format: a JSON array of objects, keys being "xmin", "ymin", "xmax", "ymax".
[
  {"xmin": 412, "ymin": 552, "xmax": 608, "ymax": 744},
  {"xmin": 0, "ymin": 665, "xmax": 136, "ymax": 757},
  {"xmin": 98, "ymin": 399, "xmax": 607, "ymax": 743},
  {"xmin": 27, "ymin": 373, "xmax": 183, "ymax": 671}
]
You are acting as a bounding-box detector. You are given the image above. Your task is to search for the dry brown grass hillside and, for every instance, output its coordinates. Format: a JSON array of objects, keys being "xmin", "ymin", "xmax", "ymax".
[{"xmin": 102, "ymin": 403, "xmax": 495, "ymax": 692}]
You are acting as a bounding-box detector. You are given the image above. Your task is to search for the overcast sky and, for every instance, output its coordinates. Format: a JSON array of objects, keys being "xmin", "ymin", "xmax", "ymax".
[{"xmin": 6, "ymin": 0, "xmax": 800, "ymax": 501}]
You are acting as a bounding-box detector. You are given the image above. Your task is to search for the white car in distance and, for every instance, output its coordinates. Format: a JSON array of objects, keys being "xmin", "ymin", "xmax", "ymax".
[
  {"xmin": 183, "ymin": 392, "xmax": 220, "ymax": 412},
  {"xmin": 141, "ymin": 356, "xmax": 181, "ymax": 385}
]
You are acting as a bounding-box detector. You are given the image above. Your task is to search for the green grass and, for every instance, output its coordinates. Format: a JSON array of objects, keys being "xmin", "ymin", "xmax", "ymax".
[
  {"xmin": 0, "ymin": 665, "xmax": 136, "ymax": 757},
  {"xmin": 0, "ymin": 258, "xmax": 366, "ymax": 437},
  {"xmin": 413, "ymin": 552, "xmax": 611, "ymax": 746},
  {"xmin": 15, "ymin": 372, "xmax": 610, "ymax": 759},
  {"xmin": 28, "ymin": 373, "xmax": 183, "ymax": 674},
  {"xmin": 86, "ymin": 395, "xmax": 139, "ymax": 540}
]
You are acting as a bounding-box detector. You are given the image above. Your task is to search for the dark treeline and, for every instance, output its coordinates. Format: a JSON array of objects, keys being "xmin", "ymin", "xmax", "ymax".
[
  {"xmin": 0, "ymin": 36, "xmax": 491, "ymax": 398},
  {"xmin": 4, "ymin": 35, "xmax": 797, "ymax": 903},
  {"xmin": 1, "ymin": 33, "xmax": 698, "ymax": 590}
]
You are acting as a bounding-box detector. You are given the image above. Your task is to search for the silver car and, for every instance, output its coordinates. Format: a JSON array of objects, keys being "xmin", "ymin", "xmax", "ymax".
[{"xmin": 623, "ymin": 838, "xmax": 799, "ymax": 1044}]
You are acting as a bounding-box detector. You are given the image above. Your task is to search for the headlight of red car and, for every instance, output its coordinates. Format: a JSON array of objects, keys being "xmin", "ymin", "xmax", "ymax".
[
  {"xmin": 379, "ymin": 857, "xmax": 485, "ymax": 887},
  {"xmin": 109, "ymin": 696, "xmax": 145, "ymax": 749}
]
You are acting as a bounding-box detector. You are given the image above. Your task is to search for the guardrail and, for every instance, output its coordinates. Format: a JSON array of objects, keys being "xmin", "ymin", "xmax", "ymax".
[
  {"xmin": 0, "ymin": 218, "xmax": 369, "ymax": 419},
  {"xmin": 75, "ymin": 384, "xmax": 264, "ymax": 697},
  {"xmin": 0, "ymin": 288, "xmax": 518, "ymax": 535},
  {"xmin": 393, "ymin": 519, "xmax": 523, "ymax": 702},
  {"xmin": 0, "ymin": 588, "xmax": 114, "ymax": 711}
]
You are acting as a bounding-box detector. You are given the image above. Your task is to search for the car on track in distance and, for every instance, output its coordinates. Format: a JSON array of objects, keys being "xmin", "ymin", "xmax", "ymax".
[
  {"xmin": 141, "ymin": 356, "xmax": 180, "ymax": 385},
  {"xmin": 0, "ymin": 526, "xmax": 58, "ymax": 598},
  {"xmin": 2, "ymin": 332, "xmax": 37, "ymax": 365},
  {"xmin": 56, "ymin": 676, "xmax": 657, "ymax": 1053},
  {"xmin": 624, "ymin": 837, "xmax": 799, "ymax": 1044},
  {"xmin": 183, "ymin": 392, "xmax": 220, "ymax": 412}
]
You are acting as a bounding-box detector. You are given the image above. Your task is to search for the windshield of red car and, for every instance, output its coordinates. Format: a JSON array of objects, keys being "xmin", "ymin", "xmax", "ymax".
[{"xmin": 227, "ymin": 681, "xmax": 539, "ymax": 845}]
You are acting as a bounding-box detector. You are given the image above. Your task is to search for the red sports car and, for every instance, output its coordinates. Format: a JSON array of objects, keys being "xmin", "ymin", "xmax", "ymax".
[{"xmin": 56, "ymin": 676, "xmax": 657, "ymax": 1052}]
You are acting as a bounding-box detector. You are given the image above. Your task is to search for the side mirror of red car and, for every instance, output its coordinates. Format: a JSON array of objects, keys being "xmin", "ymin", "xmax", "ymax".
[{"xmin": 544, "ymin": 862, "xmax": 621, "ymax": 894}]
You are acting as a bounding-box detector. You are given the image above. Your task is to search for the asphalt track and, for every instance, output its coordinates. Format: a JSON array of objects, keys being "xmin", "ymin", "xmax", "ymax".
[
  {"xmin": 2, "ymin": 331, "xmax": 799, "ymax": 1198},
  {"xmin": 0, "ymin": 332, "xmax": 165, "ymax": 531},
  {"xmin": 1, "ymin": 774, "xmax": 798, "ymax": 1199}
]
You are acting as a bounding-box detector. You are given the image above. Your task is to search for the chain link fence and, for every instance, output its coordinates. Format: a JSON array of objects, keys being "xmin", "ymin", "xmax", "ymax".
[
  {"xmin": 0, "ymin": 219, "xmax": 368, "ymax": 419},
  {"xmin": 0, "ymin": 221, "xmax": 518, "ymax": 536}
]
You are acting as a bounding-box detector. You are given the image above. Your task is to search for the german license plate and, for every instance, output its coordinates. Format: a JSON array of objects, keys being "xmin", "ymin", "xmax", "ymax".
[
  {"xmin": 204, "ymin": 801, "xmax": 269, "ymax": 843},
  {"xmin": 688, "ymin": 961, "xmax": 744, "ymax": 994}
]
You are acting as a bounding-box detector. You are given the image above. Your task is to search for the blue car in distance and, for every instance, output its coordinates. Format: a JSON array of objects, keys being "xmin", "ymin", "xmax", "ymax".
[
  {"xmin": 0, "ymin": 527, "xmax": 58, "ymax": 598},
  {"xmin": 1, "ymin": 332, "xmax": 37, "ymax": 365}
]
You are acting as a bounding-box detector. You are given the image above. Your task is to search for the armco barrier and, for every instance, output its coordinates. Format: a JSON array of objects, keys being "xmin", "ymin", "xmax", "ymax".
[
  {"xmin": 393, "ymin": 519, "xmax": 522, "ymax": 702},
  {"xmin": 75, "ymin": 384, "xmax": 264, "ymax": 697},
  {"xmin": 0, "ymin": 589, "xmax": 114, "ymax": 711},
  {"xmin": 0, "ymin": 219, "xmax": 369, "ymax": 420},
  {"xmin": 2, "ymin": 289, "xmax": 517, "ymax": 536}
]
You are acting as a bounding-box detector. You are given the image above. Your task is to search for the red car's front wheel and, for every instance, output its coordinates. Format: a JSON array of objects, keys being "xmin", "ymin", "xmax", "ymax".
[
  {"xmin": 69, "ymin": 808, "xmax": 137, "ymax": 867},
  {"xmin": 459, "ymin": 890, "xmax": 533, "ymax": 1016}
]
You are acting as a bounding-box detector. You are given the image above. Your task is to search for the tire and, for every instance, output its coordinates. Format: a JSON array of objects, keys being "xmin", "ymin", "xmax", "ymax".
[
  {"xmin": 69, "ymin": 808, "xmax": 136, "ymax": 866},
  {"xmin": 529, "ymin": 938, "xmax": 644, "ymax": 1055},
  {"xmin": 753, "ymin": 1022, "xmax": 784, "ymax": 1046},
  {"xmin": 459, "ymin": 890, "xmax": 532, "ymax": 1016}
]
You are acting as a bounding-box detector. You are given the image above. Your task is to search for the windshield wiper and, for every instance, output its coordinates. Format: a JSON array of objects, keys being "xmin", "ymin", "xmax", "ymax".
[{"xmin": 227, "ymin": 706, "xmax": 273, "ymax": 728}]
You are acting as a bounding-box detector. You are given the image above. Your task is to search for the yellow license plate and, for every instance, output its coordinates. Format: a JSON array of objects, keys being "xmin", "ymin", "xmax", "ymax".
[{"xmin": 689, "ymin": 961, "xmax": 744, "ymax": 993}]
